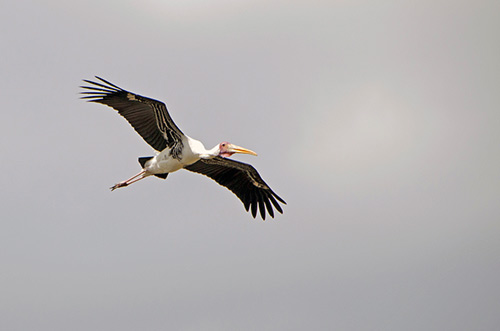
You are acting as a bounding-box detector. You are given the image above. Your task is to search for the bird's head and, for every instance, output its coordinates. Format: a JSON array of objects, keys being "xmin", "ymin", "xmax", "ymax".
[{"xmin": 218, "ymin": 142, "xmax": 258, "ymax": 158}]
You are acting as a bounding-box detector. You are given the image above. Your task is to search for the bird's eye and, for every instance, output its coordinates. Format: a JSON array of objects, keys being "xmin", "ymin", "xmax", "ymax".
[{"xmin": 222, "ymin": 143, "xmax": 226, "ymax": 147}]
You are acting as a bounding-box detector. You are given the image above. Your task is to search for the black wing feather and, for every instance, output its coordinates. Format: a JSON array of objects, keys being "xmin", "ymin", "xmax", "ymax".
[
  {"xmin": 80, "ymin": 76, "xmax": 184, "ymax": 152},
  {"xmin": 184, "ymin": 156, "xmax": 286, "ymax": 220}
]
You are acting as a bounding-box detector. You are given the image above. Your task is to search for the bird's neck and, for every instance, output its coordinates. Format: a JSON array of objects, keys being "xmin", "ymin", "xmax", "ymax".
[
  {"xmin": 200, "ymin": 145, "xmax": 220, "ymax": 159},
  {"xmin": 186, "ymin": 136, "xmax": 219, "ymax": 159}
]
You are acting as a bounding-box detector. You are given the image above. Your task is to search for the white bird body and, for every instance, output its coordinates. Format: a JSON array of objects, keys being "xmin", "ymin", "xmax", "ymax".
[
  {"xmin": 142, "ymin": 136, "xmax": 216, "ymax": 175},
  {"xmin": 81, "ymin": 77, "xmax": 285, "ymax": 220}
]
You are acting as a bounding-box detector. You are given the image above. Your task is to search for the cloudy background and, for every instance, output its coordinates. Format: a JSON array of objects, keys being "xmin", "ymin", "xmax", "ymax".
[{"xmin": 1, "ymin": 0, "xmax": 499, "ymax": 330}]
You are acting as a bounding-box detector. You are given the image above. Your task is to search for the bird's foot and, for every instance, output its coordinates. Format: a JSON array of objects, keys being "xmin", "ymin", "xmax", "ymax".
[{"xmin": 110, "ymin": 182, "xmax": 128, "ymax": 191}]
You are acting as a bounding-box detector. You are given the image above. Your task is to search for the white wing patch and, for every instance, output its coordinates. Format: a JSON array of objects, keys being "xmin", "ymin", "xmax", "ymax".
[{"xmin": 250, "ymin": 176, "xmax": 268, "ymax": 189}]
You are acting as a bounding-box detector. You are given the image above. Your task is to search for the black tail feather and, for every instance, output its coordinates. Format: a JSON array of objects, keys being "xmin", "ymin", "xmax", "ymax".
[
  {"xmin": 138, "ymin": 156, "xmax": 168, "ymax": 179},
  {"xmin": 138, "ymin": 156, "xmax": 153, "ymax": 168}
]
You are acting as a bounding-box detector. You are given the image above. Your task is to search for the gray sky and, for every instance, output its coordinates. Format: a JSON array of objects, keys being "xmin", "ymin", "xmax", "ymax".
[{"xmin": 1, "ymin": 0, "xmax": 499, "ymax": 330}]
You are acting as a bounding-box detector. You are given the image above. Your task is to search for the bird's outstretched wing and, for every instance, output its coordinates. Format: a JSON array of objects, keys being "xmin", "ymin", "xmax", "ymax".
[
  {"xmin": 81, "ymin": 76, "xmax": 184, "ymax": 153},
  {"xmin": 185, "ymin": 156, "xmax": 286, "ymax": 220}
]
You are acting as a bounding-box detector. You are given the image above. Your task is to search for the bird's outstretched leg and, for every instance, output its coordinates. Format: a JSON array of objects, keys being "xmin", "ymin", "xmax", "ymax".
[{"xmin": 110, "ymin": 170, "xmax": 147, "ymax": 191}]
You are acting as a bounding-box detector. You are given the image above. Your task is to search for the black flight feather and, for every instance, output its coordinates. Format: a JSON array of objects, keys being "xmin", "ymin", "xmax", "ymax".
[
  {"xmin": 185, "ymin": 156, "xmax": 286, "ymax": 220},
  {"xmin": 80, "ymin": 76, "xmax": 184, "ymax": 152}
]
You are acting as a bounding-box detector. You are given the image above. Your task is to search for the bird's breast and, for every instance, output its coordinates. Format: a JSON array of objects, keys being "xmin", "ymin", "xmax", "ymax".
[{"xmin": 146, "ymin": 148, "xmax": 199, "ymax": 174}]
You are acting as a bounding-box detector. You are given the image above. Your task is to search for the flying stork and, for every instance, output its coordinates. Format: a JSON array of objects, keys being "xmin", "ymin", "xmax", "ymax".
[{"xmin": 80, "ymin": 77, "xmax": 286, "ymax": 220}]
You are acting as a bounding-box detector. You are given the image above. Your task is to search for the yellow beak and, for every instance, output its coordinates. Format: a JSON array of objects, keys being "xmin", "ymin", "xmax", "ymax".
[{"xmin": 227, "ymin": 144, "xmax": 258, "ymax": 156}]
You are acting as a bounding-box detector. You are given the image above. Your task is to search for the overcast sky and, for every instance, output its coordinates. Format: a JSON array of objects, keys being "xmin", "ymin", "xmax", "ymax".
[{"xmin": 1, "ymin": 0, "xmax": 499, "ymax": 330}]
